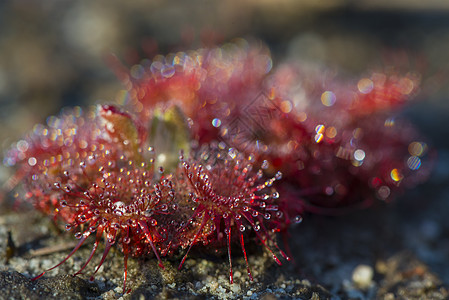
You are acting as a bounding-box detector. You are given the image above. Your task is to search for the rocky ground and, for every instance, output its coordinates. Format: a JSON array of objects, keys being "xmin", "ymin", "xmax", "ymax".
[{"xmin": 1, "ymin": 1, "xmax": 449, "ymax": 299}]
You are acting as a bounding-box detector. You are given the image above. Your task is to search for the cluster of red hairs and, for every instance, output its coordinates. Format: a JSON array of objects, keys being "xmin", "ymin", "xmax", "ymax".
[{"xmin": 3, "ymin": 39, "xmax": 430, "ymax": 293}]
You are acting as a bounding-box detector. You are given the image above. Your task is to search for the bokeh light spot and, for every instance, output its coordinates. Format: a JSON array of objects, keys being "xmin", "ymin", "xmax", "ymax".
[
  {"xmin": 407, "ymin": 156, "xmax": 421, "ymax": 170},
  {"xmin": 354, "ymin": 149, "xmax": 365, "ymax": 161},
  {"xmin": 408, "ymin": 141, "xmax": 425, "ymax": 157},
  {"xmin": 384, "ymin": 118, "xmax": 395, "ymax": 127},
  {"xmin": 358, "ymin": 78, "xmax": 374, "ymax": 94},
  {"xmin": 378, "ymin": 186, "xmax": 391, "ymax": 200},
  {"xmin": 325, "ymin": 126, "xmax": 337, "ymax": 138},
  {"xmin": 315, "ymin": 124, "xmax": 325, "ymax": 134},
  {"xmin": 297, "ymin": 112, "xmax": 307, "ymax": 122},
  {"xmin": 390, "ymin": 168, "xmax": 403, "ymax": 182},
  {"xmin": 280, "ymin": 100, "xmax": 293, "ymax": 113},
  {"xmin": 17, "ymin": 140, "xmax": 29, "ymax": 152},
  {"xmin": 130, "ymin": 64, "xmax": 145, "ymax": 79},
  {"xmin": 28, "ymin": 157, "xmax": 37, "ymax": 166},
  {"xmin": 398, "ymin": 77, "xmax": 414, "ymax": 95},
  {"xmin": 321, "ymin": 91, "xmax": 336, "ymax": 107},
  {"xmin": 212, "ymin": 118, "xmax": 221, "ymax": 128}
]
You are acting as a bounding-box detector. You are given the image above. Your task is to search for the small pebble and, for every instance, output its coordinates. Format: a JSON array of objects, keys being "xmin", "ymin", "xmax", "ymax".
[
  {"xmin": 195, "ymin": 281, "xmax": 203, "ymax": 289},
  {"xmin": 167, "ymin": 283, "xmax": 176, "ymax": 289},
  {"xmin": 352, "ymin": 264, "xmax": 374, "ymax": 289},
  {"xmin": 231, "ymin": 284, "xmax": 241, "ymax": 293}
]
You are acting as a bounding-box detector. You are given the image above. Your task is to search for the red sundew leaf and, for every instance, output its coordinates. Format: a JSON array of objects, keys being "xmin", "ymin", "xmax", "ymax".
[
  {"xmin": 5, "ymin": 104, "xmax": 175, "ymax": 293},
  {"xmin": 126, "ymin": 61, "xmax": 202, "ymax": 124},
  {"xmin": 29, "ymin": 158, "xmax": 176, "ymax": 294},
  {"xmin": 262, "ymin": 66, "xmax": 430, "ymax": 212},
  {"xmin": 350, "ymin": 73, "xmax": 420, "ymax": 116},
  {"xmin": 121, "ymin": 43, "xmax": 273, "ymax": 145},
  {"xmin": 175, "ymin": 146, "xmax": 292, "ymax": 283}
]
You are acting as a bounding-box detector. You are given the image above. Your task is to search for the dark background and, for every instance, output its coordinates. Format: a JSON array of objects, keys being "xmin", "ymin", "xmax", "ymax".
[{"xmin": 1, "ymin": 1, "xmax": 449, "ymax": 145}]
